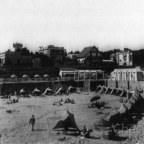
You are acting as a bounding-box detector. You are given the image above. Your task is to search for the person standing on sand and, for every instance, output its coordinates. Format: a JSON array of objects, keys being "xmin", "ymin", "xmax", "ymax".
[{"xmin": 29, "ymin": 115, "xmax": 35, "ymax": 131}]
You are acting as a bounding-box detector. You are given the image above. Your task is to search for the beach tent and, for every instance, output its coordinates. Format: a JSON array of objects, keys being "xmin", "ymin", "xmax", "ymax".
[
  {"xmin": 52, "ymin": 110, "xmax": 79, "ymax": 132},
  {"xmin": 101, "ymin": 86, "xmax": 107, "ymax": 94},
  {"xmin": 55, "ymin": 87, "xmax": 63, "ymax": 95},
  {"xmin": 11, "ymin": 74, "xmax": 17, "ymax": 78},
  {"xmin": 95, "ymin": 85, "xmax": 102, "ymax": 93},
  {"xmin": 94, "ymin": 118, "xmax": 111, "ymax": 130},
  {"xmin": 118, "ymin": 104, "xmax": 128, "ymax": 114},
  {"xmin": 43, "ymin": 74, "xmax": 49, "ymax": 78},
  {"xmin": 53, "ymin": 83, "xmax": 62, "ymax": 93},
  {"xmin": 67, "ymin": 86, "xmax": 76, "ymax": 93},
  {"xmin": 110, "ymin": 88, "xmax": 119, "ymax": 95},
  {"xmin": 132, "ymin": 94, "xmax": 139, "ymax": 101},
  {"xmin": 125, "ymin": 101, "xmax": 132, "ymax": 110},
  {"xmin": 20, "ymin": 88, "xmax": 26, "ymax": 94},
  {"xmin": 32, "ymin": 88, "xmax": 41, "ymax": 96},
  {"xmin": 20, "ymin": 88, "xmax": 29, "ymax": 97},
  {"xmin": 22, "ymin": 74, "xmax": 29, "ymax": 78},
  {"xmin": 104, "ymin": 87, "xmax": 111, "ymax": 94},
  {"xmin": 43, "ymin": 87, "xmax": 53, "ymax": 95},
  {"xmin": 108, "ymin": 111, "xmax": 122, "ymax": 125},
  {"xmin": 129, "ymin": 97, "xmax": 136, "ymax": 104},
  {"xmin": 34, "ymin": 74, "xmax": 41, "ymax": 78},
  {"xmin": 90, "ymin": 95, "xmax": 101, "ymax": 102},
  {"xmin": 108, "ymin": 88, "xmax": 113, "ymax": 94},
  {"xmin": 54, "ymin": 85, "xmax": 68, "ymax": 95},
  {"xmin": 120, "ymin": 89, "xmax": 127, "ymax": 97},
  {"xmin": 99, "ymin": 86, "xmax": 105, "ymax": 94},
  {"xmin": 117, "ymin": 89, "xmax": 123, "ymax": 96},
  {"xmin": 125, "ymin": 101, "xmax": 139, "ymax": 114},
  {"xmin": 117, "ymin": 103, "xmax": 128, "ymax": 119}
]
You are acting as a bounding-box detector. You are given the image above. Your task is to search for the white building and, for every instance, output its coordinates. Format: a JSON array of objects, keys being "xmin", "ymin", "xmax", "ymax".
[
  {"xmin": 67, "ymin": 54, "xmax": 79, "ymax": 59},
  {"xmin": 110, "ymin": 49, "xmax": 133, "ymax": 66},
  {"xmin": 39, "ymin": 45, "xmax": 66, "ymax": 61},
  {"xmin": 59, "ymin": 68, "xmax": 104, "ymax": 80},
  {"xmin": 110, "ymin": 67, "xmax": 144, "ymax": 81}
]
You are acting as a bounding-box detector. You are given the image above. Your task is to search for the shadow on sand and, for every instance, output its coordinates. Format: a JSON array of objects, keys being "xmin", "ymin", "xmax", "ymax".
[
  {"xmin": 109, "ymin": 136, "xmax": 128, "ymax": 141},
  {"xmin": 33, "ymin": 129, "xmax": 47, "ymax": 131}
]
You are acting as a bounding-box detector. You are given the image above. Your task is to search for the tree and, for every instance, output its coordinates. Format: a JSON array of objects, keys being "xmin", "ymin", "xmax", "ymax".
[
  {"xmin": 68, "ymin": 51, "xmax": 73, "ymax": 54},
  {"xmin": 7, "ymin": 49, "xmax": 11, "ymax": 53},
  {"xmin": 5, "ymin": 58, "xmax": 12, "ymax": 66},
  {"xmin": 21, "ymin": 47, "xmax": 30, "ymax": 55},
  {"xmin": 33, "ymin": 53, "xmax": 54, "ymax": 67},
  {"xmin": 74, "ymin": 51, "xmax": 80, "ymax": 54}
]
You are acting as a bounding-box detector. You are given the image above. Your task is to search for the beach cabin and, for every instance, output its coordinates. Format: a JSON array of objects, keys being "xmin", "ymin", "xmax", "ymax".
[
  {"xmin": 59, "ymin": 68, "xmax": 104, "ymax": 80},
  {"xmin": 111, "ymin": 67, "xmax": 144, "ymax": 81}
]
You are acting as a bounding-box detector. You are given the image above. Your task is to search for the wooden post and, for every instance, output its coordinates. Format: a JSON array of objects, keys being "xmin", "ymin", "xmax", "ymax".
[
  {"xmin": 47, "ymin": 118, "xmax": 51, "ymax": 135},
  {"xmin": 84, "ymin": 70, "xmax": 85, "ymax": 82},
  {"xmin": 52, "ymin": 78, "xmax": 54, "ymax": 85},
  {"xmin": 78, "ymin": 70, "xmax": 79, "ymax": 88},
  {"xmin": 74, "ymin": 72, "xmax": 75, "ymax": 81}
]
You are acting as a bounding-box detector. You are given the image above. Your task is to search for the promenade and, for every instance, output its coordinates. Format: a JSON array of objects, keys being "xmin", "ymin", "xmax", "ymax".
[{"xmin": 0, "ymin": 77, "xmax": 105, "ymax": 84}]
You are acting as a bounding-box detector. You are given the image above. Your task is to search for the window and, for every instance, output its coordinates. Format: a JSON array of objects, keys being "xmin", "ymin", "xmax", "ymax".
[{"xmin": 129, "ymin": 55, "xmax": 132, "ymax": 62}]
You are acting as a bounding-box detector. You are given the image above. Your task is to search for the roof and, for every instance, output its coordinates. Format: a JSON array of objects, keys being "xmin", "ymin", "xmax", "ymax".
[
  {"xmin": 110, "ymin": 53, "xmax": 116, "ymax": 58},
  {"xmin": 60, "ymin": 68, "xmax": 76, "ymax": 71},
  {"xmin": 6, "ymin": 52, "xmax": 32, "ymax": 59},
  {"xmin": 102, "ymin": 60, "xmax": 114, "ymax": 62},
  {"xmin": 77, "ymin": 46, "xmax": 100, "ymax": 58},
  {"xmin": 52, "ymin": 110, "xmax": 79, "ymax": 131},
  {"xmin": 114, "ymin": 67, "xmax": 142, "ymax": 72}
]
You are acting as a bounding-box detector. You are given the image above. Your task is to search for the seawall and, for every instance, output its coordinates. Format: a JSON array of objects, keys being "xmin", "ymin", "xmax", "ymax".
[
  {"xmin": 107, "ymin": 80, "xmax": 144, "ymax": 90},
  {"xmin": 0, "ymin": 80, "xmax": 105, "ymax": 95}
]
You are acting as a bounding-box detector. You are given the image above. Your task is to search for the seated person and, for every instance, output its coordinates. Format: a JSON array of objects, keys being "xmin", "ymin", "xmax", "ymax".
[
  {"xmin": 85, "ymin": 129, "xmax": 93, "ymax": 138},
  {"xmin": 80, "ymin": 126, "xmax": 87, "ymax": 136}
]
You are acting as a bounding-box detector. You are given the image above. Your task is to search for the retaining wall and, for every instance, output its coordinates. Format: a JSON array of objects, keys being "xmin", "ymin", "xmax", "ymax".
[
  {"xmin": 107, "ymin": 80, "xmax": 144, "ymax": 90},
  {"xmin": 0, "ymin": 80, "xmax": 105, "ymax": 95}
]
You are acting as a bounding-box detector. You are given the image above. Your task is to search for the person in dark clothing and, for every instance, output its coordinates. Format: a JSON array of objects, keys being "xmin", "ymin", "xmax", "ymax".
[
  {"xmin": 29, "ymin": 115, "xmax": 35, "ymax": 131},
  {"xmin": 83, "ymin": 126, "xmax": 87, "ymax": 134}
]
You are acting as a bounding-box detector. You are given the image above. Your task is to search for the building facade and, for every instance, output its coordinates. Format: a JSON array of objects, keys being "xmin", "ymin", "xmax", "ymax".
[
  {"xmin": 67, "ymin": 54, "xmax": 79, "ymax": 59},
  {"xmin": 59, "ymin": 68, "xmax": 104, "ymax": 80},
  {"xmin": 0, "ymin": 52, "xmax": 32, "ymax": 66},
  {"xmin": 110, "ymin": 48, "xmax": 133, "ymax": 66},
  {"xmin": 77, "ymin": 46, "xmax": 102, "ymax": 65},
  {"xmin": 13, "ymin": 42, "xmax": 23, "ymax": 51},
  {"xmin": 33, "ymin": 58, "xmax": 41, "ymax": 68},
  {"xmin": 110, "ymin": 67, "xmax": 144, "ymax": 81},
  {"xmin": 39, "ymin": 45, "xmax": 66, "ymax": 61}
]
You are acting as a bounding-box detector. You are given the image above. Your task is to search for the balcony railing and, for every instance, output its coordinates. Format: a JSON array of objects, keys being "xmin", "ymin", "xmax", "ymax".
[{"xmin": 0, "ymin": 77, "xmax": 105, "ymax": 83}]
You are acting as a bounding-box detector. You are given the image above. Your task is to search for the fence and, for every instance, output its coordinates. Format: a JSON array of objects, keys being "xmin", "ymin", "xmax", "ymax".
[{"xmin": 0, "ymin": 76, "xmax": 105, "ymax": 83}]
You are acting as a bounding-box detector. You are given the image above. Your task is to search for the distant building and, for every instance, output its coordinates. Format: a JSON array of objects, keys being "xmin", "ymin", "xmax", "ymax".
[
  {"xmin": 67, "ymin": 54, "xmax": 79, "ymax": 59},
  {"xmin": 102, "ymin": 59, "xmax": 116, "ymax": 66},
  {"xmin": 13, "ymin": 42, "xmax": 23, "ymax": 51},
  {"xmin": 110, "ymin": 48, "xmax": 133, "ymax": 66},
  {"xmin": 33, "ymin": 58, "xmax": 41, "ymax": 68},
  {"xmin": 0, "ymin": 51, "xmax": 32, "ymax": 66},
  {"xmin": 59, "ymin": 68, "xmax": 104, "ymax": 79},
  {"xmin": 39, "ymin": 45, "xmax": 66, "ymax": 61},
  {"xmin": 77, "ymin": 46, "xmax": 102, "ymax": 65},
  {"xmin": 59, "ymin": 68, "xmax": 76, "ymax": 77},
  {"xmin": 0, "ymin": 43, "xmax": 32, "ymax": 66},
  {"xmin": 110, "ymin": 66, "xmax": 144, "ymax": 81}
]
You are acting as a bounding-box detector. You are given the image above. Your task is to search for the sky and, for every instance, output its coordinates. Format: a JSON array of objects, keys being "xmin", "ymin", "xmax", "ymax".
[{"xmin": 0, "ymin": 0, "xmax": 144, "ymax": 53}]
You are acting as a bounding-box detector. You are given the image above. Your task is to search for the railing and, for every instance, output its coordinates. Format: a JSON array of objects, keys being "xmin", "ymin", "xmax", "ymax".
[{"xmin": 0, "ymin": 77, "xmax": 105, "ymax": 83}]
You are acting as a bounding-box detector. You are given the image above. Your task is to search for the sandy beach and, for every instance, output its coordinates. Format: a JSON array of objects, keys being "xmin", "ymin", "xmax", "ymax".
[{"xmin": 0, "ymin": 92, "xmax": 143, "ymax": 144}]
